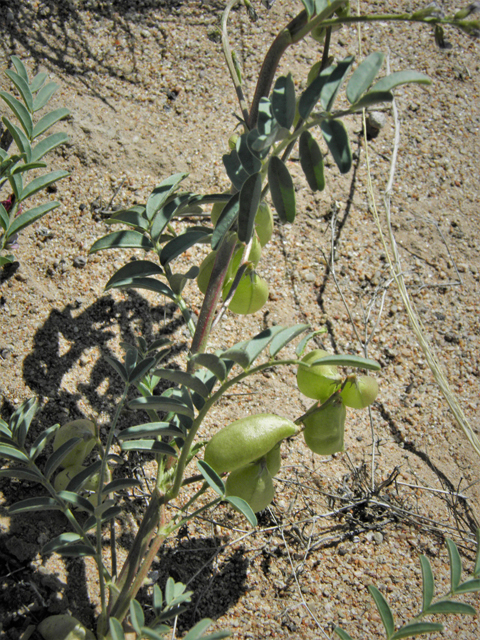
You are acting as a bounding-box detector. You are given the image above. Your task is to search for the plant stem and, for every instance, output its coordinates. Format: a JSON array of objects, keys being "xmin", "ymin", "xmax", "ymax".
[
  {"xmin": 222, "ymin": 0, "xmax": 250, "ymax": 125},
  {"xmin": 108, "ymin": 488, "xmax": 166, "ymax": 621},
  {"xmin": 188, "ymin": 232, "xmax": 237, "ymax": 364},
  {"xmin": 95, "ymin": 385, "xmax": 130, "ymax": 635}
]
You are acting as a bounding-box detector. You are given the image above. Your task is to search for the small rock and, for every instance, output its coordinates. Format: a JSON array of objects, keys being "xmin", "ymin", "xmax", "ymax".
[
  {"xmin": 373, "ymin": 531, "xmax": 384, "ymax": 544},
  {"xmin": 366, "ymin": 111, "xmax": 387, "ymax": 138},
  {"xmin": 73, "ymin": 256, "xmax": 87, "ymax": 268},
  {"xmin": 38, "ymin": 227, "xmax": 55, "ymax": 240},
  {"xmin": 444, "ymin": 331, "xmax": 460, "ymax": 344},
  {"xmin": 303, "ymin": 271, "xmax": 315, "ymax": 282}
]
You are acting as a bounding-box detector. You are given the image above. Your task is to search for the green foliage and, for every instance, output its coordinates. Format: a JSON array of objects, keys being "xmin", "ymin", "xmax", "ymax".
[
  {"xmin": 0, "ymin": 56, "xmax": 70, "ymax": 265},
  {"xmin": 335, "ymin": 534, "xmax": 480, "ymax": 639}
]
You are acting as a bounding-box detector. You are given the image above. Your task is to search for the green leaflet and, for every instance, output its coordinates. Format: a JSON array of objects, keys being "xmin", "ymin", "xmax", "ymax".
[
  {"xmin": 346, "ymin": 52, "xmax": 385, "ymax": 104},
  {"xmin": 320, "ymin": 118, "xmax": 352, "ymax": 174},
  {"xmin": 370, "ymin": 70, "xmax": 431, "ymax": 93},
  {"xmin": 160, "ymin": 229, "xmax": 211, "ymax": 266},
  {"xmin": 269, "ymin": 324, "xmax": 310, "ymax": 357},
  {"xmin": 7, "ymin": 202, "xmax": 60, "ymax": 236},
  {"xmin": 238, "ymin": 172, "xmax": 262, "ymax": 244},
  {"xmin": 105, "ymin": 260, "xmax": 163, "ymax": 289},
  {"xmin": 211, "ymin": 193, "xmax": 239, "ymax": 251},
  {"xmin": 223, "ymin": 150, "xmax": 249, "ymax": 190},
  {"xmin": 0, "ymin": 91, "xmax": 33, "ymax": 138},
  {"xmin": 271, "ymin": 73, "xmax": 296, "ymax": 130},
  {"xmin": 89, "ymin": 230, "xmax": 153, "ymax": 253},
  {"xmin": 368, "ymin": 585, "xmax": 394, "ymax": 638},
  {"xmin": 320, "ymin": 55, "xmax": 354, "ymax": 112},
  {"xmin": 19, "ymin": 170, "xmax": 70, "ymax": 202},
  {"xmin": 33, "ymin": 82, "xmax": 59, "ymax": 111},
  {"xmin": 299, "ymin": 130, "xmax": 325, "ymax": 192},
  {"xmin": 146, "ymin": 172, "xmax": 188, "ymax": 220},
  {"xmin": 268, "ymin": 156, "xmax": 296, "ymax": 223},
  {"xmin": 32, "ymin": 108, "xmax": 70, "ymax": 138},
  {"xmin": 236, "ymin": 133, "xmax": 262, "ymax": 175}
]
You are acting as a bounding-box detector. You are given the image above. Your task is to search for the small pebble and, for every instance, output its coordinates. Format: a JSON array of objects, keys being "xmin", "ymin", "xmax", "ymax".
[{"xmin": 73, "ymin": 256, "xmax": 87, "ymax": 268}]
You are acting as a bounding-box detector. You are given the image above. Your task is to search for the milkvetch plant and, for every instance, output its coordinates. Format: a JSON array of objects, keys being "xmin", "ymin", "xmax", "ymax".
[
  {"xmin": 1, "ymin": 2, "xmax": 480, "ymax": 639},
  {"xmin": 0, "ymin": 56, "xmax": 70, "ymax": 266}
]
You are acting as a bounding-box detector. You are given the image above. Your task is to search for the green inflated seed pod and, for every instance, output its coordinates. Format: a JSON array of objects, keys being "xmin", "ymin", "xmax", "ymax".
[
  {"xmin": 296, "ymin": 349, "xmax": 342, "ymax": 402},
  {"xmin": 341, "ymin": 375, "xmax": 379, "ymax": 409},
  {"xmin": 303, "ymin": 394, "xmax": 346, "ymax": 456},
  {"xmin": 226, "ymin": 461, "xmax": 275, "ymax": 513},
  {"xmin": 196, "ymin": 250, "xmax": 217, "ymax": 294},
  {"xmin": 204, "ymin": 413, "xmax": 298, "ymax": 474},
  {"xmin": 255, "ymin": 201, "xmax": 274, "ymax": 247},
  {"xmin": 223, "ymin": 267, "xmax": 269, "ymax": 315},
  {"xmin": 264, "ymin": 442, "xmax": 281, "ymax": 476},
  {"xmin": 53, "ymin": 419, "xmax": 96, "ymax": 468},
  {"xmin": 38, "ymin": 614, "xmax": 96, "ymax": 640}
]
